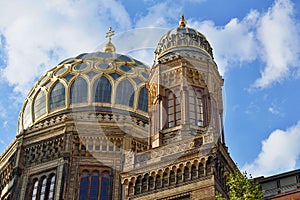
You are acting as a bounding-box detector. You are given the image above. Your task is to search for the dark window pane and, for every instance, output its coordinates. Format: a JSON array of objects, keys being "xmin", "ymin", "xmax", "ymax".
[
  {"xmin": 116, "ymin": 80, "xmax": 135, "ymax": 107},
  {"xmin": 120, "ymin": 65, "xmax": 132, "ymax": 72},
  {"xmin": 93, "ymin": 76, "xmax": 112, "ymax": 103},
  {"xmin": 40, "ymin": 177, "xmax": 47, "ymax": 200},
  {"xmin": 48, "ymin": 175, "xmax": 56, "ymax": 200},
  {"xmin": 50, "ymin": 82, "xmax": 65, "ymax": 110},
  {"xmin": 138, "ymin": 87, "xmax": 148, "ymax": 112},
  {"xmin": 31, "ymin": 179, "xmax": 39, "ymax": 200},
  {"xmin": 70, "ymin": 77, "xmax": 88, "ymax": 104},
  {"xmin": 34, "ymin": 90, "xmax": 46, "ymax": 119},
  {"xmin": 100, "ymin": 172, "xmax": 110, "ymax": 200},
  {"xmin": 23, "ymin": 101, "xmax": 32, "ymax": 128},
  {"xmin": 79, "ymin": 172, "xmax": 89, "ymax": 200},
  {"xmin": 90, "ymin": 172, "xmax": 99, "ymax": 199}
]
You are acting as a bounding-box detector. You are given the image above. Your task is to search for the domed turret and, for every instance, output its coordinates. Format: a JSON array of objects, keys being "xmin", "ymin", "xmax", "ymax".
[
  {"xmin": 18, "ymin": 36, "xmax": 150, "ymax": 134},
  {"xmin": 154, "ymin": 14, "xmax": 214, "ymax": 63}
]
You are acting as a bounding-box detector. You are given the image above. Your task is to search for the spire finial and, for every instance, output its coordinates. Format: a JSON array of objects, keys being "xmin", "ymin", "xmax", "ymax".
[
  {"xmin": 179, "ymin": 14, "xmax": 186, "ymax": 28},
  {"xmin": 103, "ymin": 27, "xmax": 116, "ymax": 53},
  {"xmin": 106, "ymin": 27, "xmax": 115, "ymax": 42}
]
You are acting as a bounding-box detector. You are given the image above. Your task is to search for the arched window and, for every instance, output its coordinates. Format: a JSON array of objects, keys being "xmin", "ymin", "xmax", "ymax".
[
  {"xmin": 116, "ymin": 80, "xmax": 135, "ymax": 107},
  {"xmin": 155, "ymin": 174, "xmax": 161, "ymax": 188},
  {"xmin": 142, "ymin": 174, "xmax": 149, "ymax": 192},
  {"xmin": 128, "ymin": 182, "xmax": 134, "ymax": 195},
  {"xmin": 48, "ymin": 175, "xmax": 56, "ymax": 200},
  {"xmin": 184, "ymin": 167, "xmax": 189, "ymax": 181},
  {"xmin": 50, "ymin": 82, "xmax": 65, "ymax": 110},
  {"xmin": 31, "ymin": 179, "xmax": 39, "ymax": 200},
  {"xmin": 39, "ymin": 177, "xmax": 47, "ymax": 200},
  {"xmin": 167, "ymin": 90, "xmax": 181, "ymax": 127},
  {"xmin": 100, "ymin": 172, "xmax": 110, "ymax": 200},
  {"xmin": 169, "ymin": 171, "xmax": 175, "ymax": 185},
  {"xmin": 191, "ymin": 165, "xmax": 197, "ymax": 180},
  {"xmin": 199, "ymin": 163, "xmax": 204, "ymax": 177},
  {"xmin": 93, "ymin": 76, "xmax": 112, "ymax": 103},
  {"xmin": 149, "ymin": 176, "xmax": 154, "ymax": 190},
  {"xmin": 206, "ymin": 157, "xmax": 214, "ymax": 175},
  {"xmin": 34, "ymin": 90, "xmax": 46, "ymax": 119},
  {"xmin": 135, "ymin": 175, "xmax": 142, "ymax": 195},
  {"xmin": 30, "ymin": 174, "xmax": 56, "ymax": 200},
  {"xmin": 90, "ymin": 172, "xmax": 100, "ymax": 200},
  {"xmin": 138, "ymin": 87, "xmax": 148, "ymax": 112},
  {"xmin": 70, "ymin": 77, "xmax": 88, "ymax": 104},
  {"xmin": 79, "ymin": 171, "xmax": 89, "ymax": 200},
  {"xmin": 23, "ymin": 101, "xmax": 32, "ymax": 129},
  {"xmin": 162, "ymin": 172, "xmax": 168, "ymax": 187},
  {"xmin": 189, "ymin": 88, "xmax": 204, "ymax": 126},
  {"xmin": 177, "ymin": 169, "xmax": 183, "ymax": 183}
]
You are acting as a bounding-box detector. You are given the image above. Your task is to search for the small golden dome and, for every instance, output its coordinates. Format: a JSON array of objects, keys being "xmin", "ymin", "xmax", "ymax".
[
  {"xmin": 103, "ymin": 27, "xmax": 116, "ymax": 53},
  {"xmin": 179, "ymin": 14, "xmax": 186, "ymax": 28},
  {"xmin": 103, "ymin": 41, "xmax": 116, "ymax": 53}
]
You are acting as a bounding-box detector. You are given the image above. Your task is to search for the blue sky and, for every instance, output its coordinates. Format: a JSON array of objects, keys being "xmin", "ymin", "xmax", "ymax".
[{"xmin": 0, "ymin": 0, "xmax": 300, "ymax": 177}]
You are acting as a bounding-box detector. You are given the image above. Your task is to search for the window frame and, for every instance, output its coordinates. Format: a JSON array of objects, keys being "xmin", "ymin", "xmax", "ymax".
[
  {"xmin": 29, "ymin": 173, "xmax": 56, "ymax": 200},
  {"xmin": 188, "ymin": 87, "xmax": 205, "ymax": 127},
  {"xmin": 167, "ymin": 89, "xmax": 181, "ymax": 128}
]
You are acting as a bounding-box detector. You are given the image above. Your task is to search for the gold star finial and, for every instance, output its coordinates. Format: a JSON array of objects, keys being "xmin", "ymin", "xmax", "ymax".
[
  {"xmin": 106, "ymin": 27, "xmax": 115, "ymax": 42},
  {"xmin": 179, "ymin": 14, "xmax": 187, "ymax": 28},
  {"xmin": 103, "ymin": 27, "xmax": 116, "ymax": 53}
]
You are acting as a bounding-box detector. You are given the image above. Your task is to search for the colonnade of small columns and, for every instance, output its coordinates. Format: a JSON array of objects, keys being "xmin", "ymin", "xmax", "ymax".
[{"xmin": 122, "ymin": 156, "xmax": 214, "ymax": 196}]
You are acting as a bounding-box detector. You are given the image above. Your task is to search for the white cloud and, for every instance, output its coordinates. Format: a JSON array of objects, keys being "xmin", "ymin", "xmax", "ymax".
[
  {"xmin": 189, "ymin": 0, "xmax": 300, "ymax": 88},
  {"xmin": 190, "ymin": 10, "xmax": 259, "ymax": 75},
  {"xmin": 243, "ymin": 120, "xmax": 300, "ymax": 177},
  {"xmin": 135, "ymin": 2, "xmax": 180, "ymax": 28},
  {"xmin": 0, "ymin": 0, "xmax": 131, "ymax": 96},
  {"xmin": 254, "ymin": 0, "xmax": 300, "ymax": 88},
  {"xmin": 268, "ymin": 107, "xmax": 280, "ymax": 115}
]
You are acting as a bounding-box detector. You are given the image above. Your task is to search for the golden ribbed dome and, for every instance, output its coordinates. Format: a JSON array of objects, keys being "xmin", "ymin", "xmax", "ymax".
[
  {"xmin": 154, "ymin": 15, "xmax": 214, "ymax": 61},
  {"xmin": 18, "ymin": 51, "xmax": 150, "ymax": 134}
]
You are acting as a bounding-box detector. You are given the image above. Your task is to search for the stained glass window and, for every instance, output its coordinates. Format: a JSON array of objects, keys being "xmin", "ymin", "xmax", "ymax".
[
  {"xmin": 34, "ymin": 90, "xmax": 46, "ymax": 119},
  {"xmin": 50, "ymin": 82, "xmax": 65, "ymax": 110},
  {"xmin": 116, "ymin": 80, "xmax": 134, "ymax": 107},
  {"xmin": 70, "ymin": 77, "xmax": 88, "ymax": 104},
  {"xmin": 79, "ymin": 171, "xmax": 89, "ymax": 200},
  {"xmin": 93, "ymin": 76, "xmax": 112, "ymax": 103},
  {"xmin": 90, "ymin": 172, "xmax": 100, "ymax": 200},
  {"xmin": 100, "ymin": 172, "xmax": 110, "ymax": 200},
  {"xmin": 138, "ymin": 87, "xmax": 148, "ymax": 112}
]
